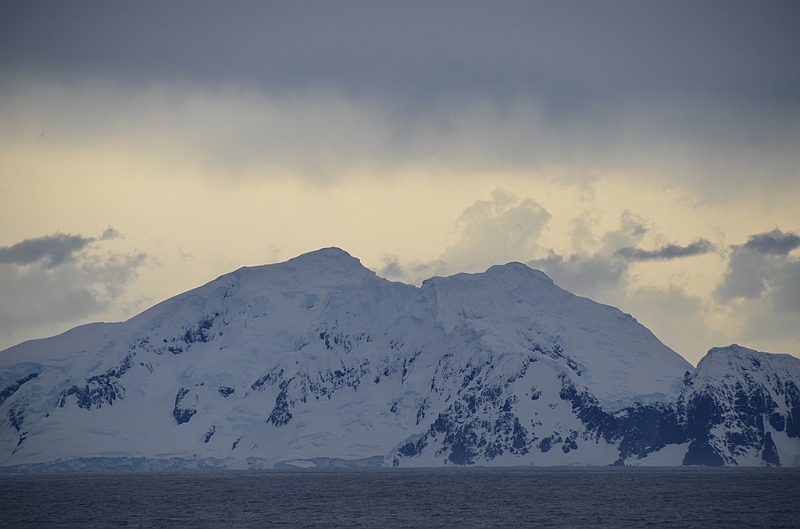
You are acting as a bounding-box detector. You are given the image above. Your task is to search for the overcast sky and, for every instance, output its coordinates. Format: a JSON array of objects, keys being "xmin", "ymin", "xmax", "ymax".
[{"xmin": 1, "ymin": 1, "xmax": 799, "ymax": 364}]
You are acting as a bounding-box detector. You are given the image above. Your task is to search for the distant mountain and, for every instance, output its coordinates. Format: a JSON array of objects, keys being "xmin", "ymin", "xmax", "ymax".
[{"xmin": 1, "ymin": 248, "xmax": 798, "ymax": 472}]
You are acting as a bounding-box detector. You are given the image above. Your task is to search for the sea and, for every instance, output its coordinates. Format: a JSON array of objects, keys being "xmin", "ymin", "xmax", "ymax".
[{"xmin": 1, "ymin": 467, "xmax": 799, "ymax": 528}]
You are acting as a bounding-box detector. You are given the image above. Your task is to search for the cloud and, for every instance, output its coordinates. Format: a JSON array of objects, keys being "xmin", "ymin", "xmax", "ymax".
[
  {"xmin": 0, "ymin": 229, "xmax": 122, "ymax": 269},
  {"xmin": 100, "ymin": 227, "xmax": 120, "ymax": 240},
  {"xmin": 375, "ymin": 190, "xmax": 551, "ymax": 285},
  {"xmin": 438, "ymin": 189, "xmax": 552, "ymax": 274},
  {"xmin": 621, "ymin": 285, "xmax": 725, "ymax": 364},
  {"xmin": 377, "ymin": 256, "xmax": 448, "ymax": 285},
  {"xmin": 0, "ymin": 233, "xmax": 95, "ymax": 268},
  {"xmin": 614, "ymin": 239, "xmax": 716, "ymax": 262},
  {"xmin": 771, "ymin": 261, "xmax": 800, "ymax": 313},
  {"xmin": 377, "ymin": 192, "xmax": 657, "ymax": 306},
  {"xmin": 526, "ymin": 211, "xmax": 652, "ymax": 304},
  {"xmin": 712, "ymin": 293, "xmax": 800, "ymax": 357},
  {"xmin": 742, "ymin": 229, "xmax": 800, "ymax": 256},
  {"xmin": 0, "ymin": 230, "xmax": 146, "ymax": 349},
  {"xmin": 715, "ymin": 229, "xmax": 800, "ymax": 313},
  {"xmin": 528, "ymin": 252, "xmax": 628, "ymax": 305},
  {"xmin": 377, "ymin": 257, "xmax": 406, "ymax": 281}
]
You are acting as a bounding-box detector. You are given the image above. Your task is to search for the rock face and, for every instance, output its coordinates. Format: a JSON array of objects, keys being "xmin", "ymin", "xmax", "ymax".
[{"xmin": 1, "ymin": 248, "xmax": 798, "ymax": 471}]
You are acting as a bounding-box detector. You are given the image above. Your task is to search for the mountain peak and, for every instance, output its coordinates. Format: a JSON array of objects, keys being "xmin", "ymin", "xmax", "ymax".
[
  {"xmin": 295, "ymin": 246, "xmax": 355, "ymax": 260},
  {"xmin": 281, "ymin": 247, "xmax": 375, "ymax": 280},
  {"xmin": 284, "ymin": 247, "xmax": 363, "ymax": 267},
  {"xmin": 226, "ymin": 247, "xmax": 373, "ymax": 286},
  {"xmin": 699, "ymin": 344, "xmax": 800, "ymax": 374},
  {"xmin": 484, "ymin": 261, "xmax": 553, "ymax": 283}
]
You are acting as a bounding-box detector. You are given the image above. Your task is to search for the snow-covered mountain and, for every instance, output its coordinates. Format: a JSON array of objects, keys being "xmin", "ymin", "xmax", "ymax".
[
  {"xmin": 678, "ymin": 345, "xmax": 800, "ymax": 467},
  {"xmin": 1, "ymin": 248, "xmax": 798, "ymax": 471}
]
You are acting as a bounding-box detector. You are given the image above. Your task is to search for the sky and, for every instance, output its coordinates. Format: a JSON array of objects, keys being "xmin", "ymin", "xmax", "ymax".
[{"xmin": 1, "ymin": 1, "xmax": 799, "ymax": 365}]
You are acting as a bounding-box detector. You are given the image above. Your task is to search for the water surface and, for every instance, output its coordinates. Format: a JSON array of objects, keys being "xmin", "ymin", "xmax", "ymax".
[{"xmin": 1, "ymin": 467, "xmax": 798, "ymax": 528}]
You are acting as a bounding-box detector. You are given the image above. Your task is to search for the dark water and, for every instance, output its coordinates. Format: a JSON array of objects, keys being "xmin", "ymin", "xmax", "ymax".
[{"xmin": 1, "ymin": 467, "xmax": 799, "ymax": 528}]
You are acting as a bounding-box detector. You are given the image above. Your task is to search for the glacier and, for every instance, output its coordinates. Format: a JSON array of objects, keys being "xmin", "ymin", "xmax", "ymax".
[{"xmin": 1, "ymin": 247, "xmax": 798, "ymax": 471}]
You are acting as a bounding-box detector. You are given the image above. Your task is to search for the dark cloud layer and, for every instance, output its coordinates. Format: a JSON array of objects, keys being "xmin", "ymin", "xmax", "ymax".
[
  {"xmin": 2, "ymin": 1, "xmax": 798, "ymax": 118},
  {"xmin": 1, "ymin": 1, "xmax": 798, "ymax": 196},
  {"xmin": 614, "ymin": 239, "xmax": 716, "ymax": 262}
]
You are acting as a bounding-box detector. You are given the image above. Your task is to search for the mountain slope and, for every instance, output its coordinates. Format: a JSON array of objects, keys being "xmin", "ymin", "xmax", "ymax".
[{"xmin": 1, "ymin": 248, "xmax": 797, "ymax": 470}]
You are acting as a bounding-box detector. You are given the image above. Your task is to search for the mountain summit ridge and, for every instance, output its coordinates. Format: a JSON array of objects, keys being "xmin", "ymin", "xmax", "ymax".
[{"xmin": 1, "ymin": 248, "xmax": 798, "ymax": 471}]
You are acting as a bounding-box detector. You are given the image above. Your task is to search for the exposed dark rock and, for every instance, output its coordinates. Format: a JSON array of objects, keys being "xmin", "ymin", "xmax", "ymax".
[
  {"xmin": 8, "ymin": 404, "xmax": 25, "ymax": 432},
  {"xmin": 785, "ymin": 381, "xmax": 800, "ymax": 438},
  {"xmin": 251, "ymin": 367, "xmax": 285, "ymax": 391},
  {"xmin": 0, "ymin": 373, "xmax": 39, "ymax": 408},
  {"xmin": 398, "ymin": 437, "xmax": 427, "ymax": 458},
  {"xmin": 204, "ymin": 426, "xmax": 216, "ymax": 443},
  {"xmin": 762, "ymin": 432, "xmax": 780, "ymax": 466},
  {"xmin": 267, "ymin": 387, "xmax": 293, "ymax": 427},
  {"xmin": 683, "ymin": 440, "xmax": 725, "ymax": 466},
  {"xmin": 538, "ymin": 434, "xmax": 560, "ymax": 453},
  {"xmin": 182, "ymin": 316, "xmax": 216, "ymax": 345},
  {"xmin": 172, "ymin": 388, "xmax": 196, "ymax": 424},
  {"xmin": 59, "ymin": 355, "xmax": 133, "ymax": 410}
]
